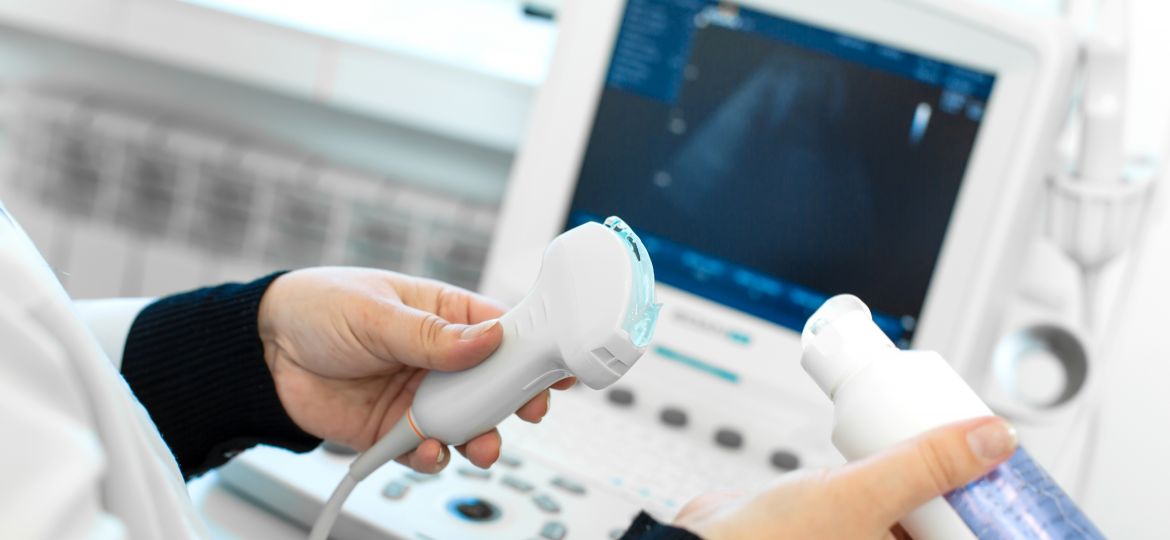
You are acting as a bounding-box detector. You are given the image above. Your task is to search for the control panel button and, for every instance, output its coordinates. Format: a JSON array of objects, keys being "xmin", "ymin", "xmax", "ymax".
[
  {"xmin": 533, "ymin": 493, "xmax": 561, "ymax": 514},
  {"xmin": 551, "ymin": 476, "xmax": 586, "ymax": 495},
  {"xmin": 502, "ymin": 475, "xmax": 535, "ymax": 493},
  {"xmin": 714, "ymin": 428, "xmax": 744, "ymax": 449},
  {"xmin": 405, "ymin": 472, "xmax": 440, "ymax": 483},
  {"xmin": 659, "ymin": 407, "xmax": 688, "ymax": 428},
  {"xmin": 497, "ymin": 453, "xmax": 523, "ymax": 468},
  {"xmin": 540, "ymin": 521, "xmax": 568, "ymax": 540},
  {"xmin": 321, "ymin": 441, "xmax": 357, "ymax": 455},
  {"xmin": 607, "ymin": 387, "xmax": 635, "ymax": 407},
  {"xmin": 448, "ymin": 497, "xmax": 500, "ymax": 522},
  {"xmin": 770, "ymin": 450, "xmax": 801, "ymax": 471},
  {"xmin": 381, "ymin": 481, "xmax": 409, "ymax": 500},
  {"xmin": 457, "ymin": 466, "xmax": 491, "ymax": 480}
]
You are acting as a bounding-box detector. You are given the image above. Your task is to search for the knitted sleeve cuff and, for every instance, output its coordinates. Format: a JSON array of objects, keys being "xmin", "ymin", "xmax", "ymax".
[
  {"xmin": 619, "ymin": 511, "xmax": 704, "ymax": 540},
  {"xmin": 121, "ymin": 272, "xmax": 321, "ymax": 479}
]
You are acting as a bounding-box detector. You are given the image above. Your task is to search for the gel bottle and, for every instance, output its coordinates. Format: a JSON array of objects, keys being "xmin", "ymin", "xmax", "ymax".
[{"xmin": 800, "ymin": 295, "xmax": 1105, "ymax": 540}]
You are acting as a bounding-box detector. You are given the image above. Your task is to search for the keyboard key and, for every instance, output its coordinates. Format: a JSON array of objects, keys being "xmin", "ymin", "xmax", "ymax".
[
  {"xmin": 770, "ymin": 450, "xmax": 801, "ymax": 471},
  {"xmin": 660, "ymin": 407, "xmax": 688, "ymax": 428},
  {"xmin": 551, "ymin": 476, "xmax": 586, "ymax": 495},
  {"xmin": 498, "ymin": 453, "xmax": 523, "ymax": 468},
  {"xmin": 607, "ymin": 387, "xmax": 635, "ymax": 407},
  {"xmin": 405, "ymin": 472, "xmax": 440, "ymax": 483},
  {"xmin": 457, "ymin": 466, "xmax": 491, "ymax": 480},
  {"xmin": 540, "ymin": 521, "xmax": 568, "ymax": 540},
  {"xmin": 714, "ymin": 428, "xmax": 744, "ymax": 450},
  {"xmin": 381, "ymin": 481, "xmax": 409, "ymax": 500},
  {"xmin": 533, "ymin": 493, "xmax": 561, "ymax": 514},
  {"xmin": 502, "ymin": 475, "xmax": 535, "ymax": 493}
]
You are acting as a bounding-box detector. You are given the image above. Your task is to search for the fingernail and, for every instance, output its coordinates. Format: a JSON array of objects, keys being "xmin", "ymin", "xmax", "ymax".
[
  {"xmin": 967, "ymin": 418, "xmax": 1018, "ymax": 463},
  {"xmin": 460, "ymin": 319, "xmax": 499, "ymax": 340},
  {"xmin": 436, "ymin": 446, "xmax": 446, "ymax": 465}
]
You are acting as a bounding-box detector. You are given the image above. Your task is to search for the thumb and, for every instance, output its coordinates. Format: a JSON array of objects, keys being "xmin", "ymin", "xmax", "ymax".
[
  {"xmin": 838, "ymin": 416, "xmax": 1019, "ymax": 530},
  {"xmin": 374, "ymin": 303, "xmax": 503, "ymax": 371}
]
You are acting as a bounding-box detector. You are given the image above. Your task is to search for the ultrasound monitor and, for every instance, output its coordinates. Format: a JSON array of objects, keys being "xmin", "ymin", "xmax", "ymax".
[
  {"xmin": 565, "ymin": 2, "xmax": 996, "ymax": 347},
  {"xmin": 484, "ymin": 0, "xmax": 1074, "ymax": 484}
]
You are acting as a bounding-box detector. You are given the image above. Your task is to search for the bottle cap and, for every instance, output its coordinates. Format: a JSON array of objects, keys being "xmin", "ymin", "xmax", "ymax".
[{"xmin": 801, "ymin": 294, "xmax": 896, "ymax": 398}]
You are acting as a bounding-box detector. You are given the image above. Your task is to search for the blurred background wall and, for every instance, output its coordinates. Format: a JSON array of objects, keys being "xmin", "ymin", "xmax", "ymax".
[{"xmin": 0, "ymin": 0, "xmax": 1165, "ymax": 301}]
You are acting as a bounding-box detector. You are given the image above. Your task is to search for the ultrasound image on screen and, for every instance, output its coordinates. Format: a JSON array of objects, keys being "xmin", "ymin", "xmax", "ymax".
[{"xmin": 567, "ymin": 2, "xmax": 994, "ymax": 342}]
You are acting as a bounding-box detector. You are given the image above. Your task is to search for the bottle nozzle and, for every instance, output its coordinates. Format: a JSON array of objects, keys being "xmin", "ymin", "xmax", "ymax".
[{"xmin": 801, "ymin": 295, "xmax": 896, "ymax": 398}]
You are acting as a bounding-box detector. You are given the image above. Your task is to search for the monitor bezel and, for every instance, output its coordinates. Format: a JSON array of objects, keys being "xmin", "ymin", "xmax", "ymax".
[{"xmin": 482, "ymin": 0, "xmax": 1074, "ymax": 377}]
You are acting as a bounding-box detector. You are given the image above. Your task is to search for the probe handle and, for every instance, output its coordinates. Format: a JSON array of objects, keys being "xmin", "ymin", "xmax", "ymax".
[{"xmin": 409, "ymin": 291, "xmax": 568, "ymax": 445}]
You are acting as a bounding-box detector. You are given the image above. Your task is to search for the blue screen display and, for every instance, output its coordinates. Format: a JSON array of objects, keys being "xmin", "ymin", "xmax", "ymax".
[{"xmin": 567, "ymin": 0, "xmax": 996, "ymax": 345}]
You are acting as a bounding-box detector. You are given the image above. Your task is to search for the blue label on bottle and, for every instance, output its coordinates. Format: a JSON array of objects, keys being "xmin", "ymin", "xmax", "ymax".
[{"xmin": 944, "ymin": 447, "xmax": 1105, "ymax": 539}]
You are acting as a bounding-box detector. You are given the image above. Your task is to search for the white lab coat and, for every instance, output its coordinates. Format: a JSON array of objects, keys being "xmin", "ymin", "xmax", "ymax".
[{"xmin": 0, "ymin": 201, "xmax": 207, "ymax": 539}]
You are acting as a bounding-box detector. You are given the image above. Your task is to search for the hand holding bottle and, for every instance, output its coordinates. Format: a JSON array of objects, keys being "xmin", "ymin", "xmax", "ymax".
[{"xmin": 673, "ymin": 417, "xmax": 1017, "ymax": 540}]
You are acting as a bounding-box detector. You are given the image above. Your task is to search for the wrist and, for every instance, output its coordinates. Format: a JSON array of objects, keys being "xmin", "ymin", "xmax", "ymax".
[{"xmin": 257, "ymin": 271, "xmax": 296, "ymax": 376}]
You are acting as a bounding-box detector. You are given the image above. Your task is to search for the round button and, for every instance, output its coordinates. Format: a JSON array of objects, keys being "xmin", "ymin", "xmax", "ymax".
[
  {"xmin": 607, "ymin": 387, "xmax": 635, "ymax": 407},
  {"xmin": 714, "ymin": 428, "xmax": 743, "ymax": 449},
  {"xmin": 659, "ymin": 407, "xmax": 688, "ymax": 428},
  {"xmin": 448, "ymin": 497, "xmax": 500, "ymax": 523},
  {"xmin": 770, "ymin": 450, "xmax": 801, "ymax": 471}
]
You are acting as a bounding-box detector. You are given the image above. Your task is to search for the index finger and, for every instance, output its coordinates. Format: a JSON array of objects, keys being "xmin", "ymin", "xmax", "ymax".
[
  {"xmin": 829, "ymin": 416, "xmax": 1017, "ymax": 530},
  {"xmin": 407, "ymin": 278, "xmax": 509, "ymax": 325}
]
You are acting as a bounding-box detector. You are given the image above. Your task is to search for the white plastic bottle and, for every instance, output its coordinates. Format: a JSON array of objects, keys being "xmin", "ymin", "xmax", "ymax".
[{"xmin": 800, "ymin": 295, "xmax": 1104, "ymax": 540}]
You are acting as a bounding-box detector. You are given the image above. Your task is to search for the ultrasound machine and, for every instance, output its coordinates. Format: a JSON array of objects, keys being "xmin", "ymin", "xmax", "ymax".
[{"xmin": 220, "ymin": 0, "xmax": 1074, "ymax": 538}]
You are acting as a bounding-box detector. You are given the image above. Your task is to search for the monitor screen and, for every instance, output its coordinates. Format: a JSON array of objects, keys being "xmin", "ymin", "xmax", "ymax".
[{"xmin": 566, "ymin": 0, "xmax": 996, "ymax": 346}]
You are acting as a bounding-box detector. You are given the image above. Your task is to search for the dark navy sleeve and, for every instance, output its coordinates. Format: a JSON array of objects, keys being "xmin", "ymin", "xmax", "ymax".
[{"xmin": 120, "ymin": 272, "xmax": 321, "ymax": 480}]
